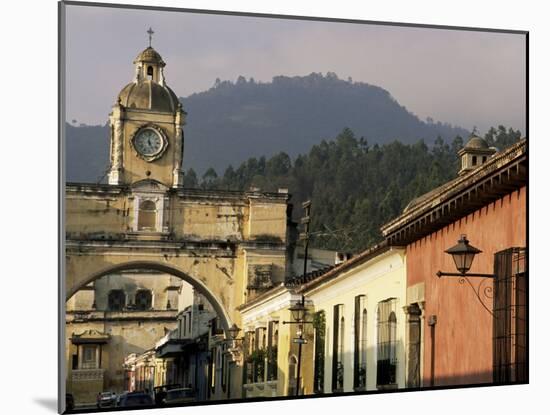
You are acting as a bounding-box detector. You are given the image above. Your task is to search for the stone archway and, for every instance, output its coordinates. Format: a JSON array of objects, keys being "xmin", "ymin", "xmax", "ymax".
[{"xmin": 66, "ymin": 260, "xmax": 232, "ymax": 330}]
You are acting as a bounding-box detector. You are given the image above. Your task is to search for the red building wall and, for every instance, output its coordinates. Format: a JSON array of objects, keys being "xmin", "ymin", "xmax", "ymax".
[{"xmin": 406, "ymin": 186, "xmax": 526, "ymax": 386}]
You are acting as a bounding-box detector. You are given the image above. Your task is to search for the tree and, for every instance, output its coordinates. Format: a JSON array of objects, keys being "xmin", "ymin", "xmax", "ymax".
[
  {"xmin": 201, "ymin": 168, "xmax": 219, "ymax": 189},
  {"xmin": 197, "ymin": 126, "xmax": 519, "ymax": 252},
  {"xmin": 183, "ymin": 168, "xmax": 198, "ymax": 188},
  {"xmin": 484, "ymin": 125, "xmax": 522, "ymax": 150}
]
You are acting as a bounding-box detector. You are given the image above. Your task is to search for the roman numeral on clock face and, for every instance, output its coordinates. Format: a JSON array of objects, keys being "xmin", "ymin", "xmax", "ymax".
[{"xmin": 135, "ymin": 129, "xmax": 162, "ymax": 156}]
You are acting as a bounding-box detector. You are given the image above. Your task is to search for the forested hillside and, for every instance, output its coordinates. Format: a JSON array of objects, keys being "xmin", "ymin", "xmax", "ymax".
[{"xmin": 187, "ymin": 126, "xmax": 522, "ymax": 252}]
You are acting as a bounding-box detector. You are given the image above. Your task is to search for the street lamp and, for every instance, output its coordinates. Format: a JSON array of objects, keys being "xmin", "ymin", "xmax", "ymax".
[
  {"xmin": 283, "ymin": 296, "xmax": 312, "ymax": 396},
  {"xmin": 288, "ymin": 301, "xmax": 307, "ymax": 323},
  {"xmin": 437, "ymin": 234, "xmax": 493, "ymax": 278},
  {"xmin": 224, "ymin": 324, "xmax": 243, "ymax": 400},
  {"xmin": 436, "ymin": 234, "xmax": 495, "ymax": 315},
  {"xmin": 445, "ymin": 234, "xmax": 482, "ymax": 274}
]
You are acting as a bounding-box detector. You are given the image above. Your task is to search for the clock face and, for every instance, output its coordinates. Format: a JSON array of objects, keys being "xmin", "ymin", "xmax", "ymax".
[{"xmin": 134, "ymin": 129, "xmax": 163, "ymax": 157}]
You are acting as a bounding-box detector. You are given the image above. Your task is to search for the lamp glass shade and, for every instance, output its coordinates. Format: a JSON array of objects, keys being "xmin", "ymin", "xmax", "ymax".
[
  {"xmin": 445, "ymin": 235, "xmax": 482, "ymax": 274},
  {"xmin": 451, "ymin": 251, "xmax": 476, "ymax": 274},
  {"xmin": 289, "ymin": 302, "xmax": 306, "ymax": 322},
  {"xmin": 227, "ymin": 324, "xmax": 240, "ymax": 340}
]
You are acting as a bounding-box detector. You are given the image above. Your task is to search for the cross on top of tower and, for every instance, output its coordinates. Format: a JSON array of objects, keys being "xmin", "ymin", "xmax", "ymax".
[{"xmin": 147, "ymin": 27, "xmax": 154, "ymax": 47}]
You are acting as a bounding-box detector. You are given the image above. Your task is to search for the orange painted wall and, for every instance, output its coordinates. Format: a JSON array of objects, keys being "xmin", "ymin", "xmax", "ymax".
[{"xmin": 406, "ymin": 186, "xmax": 526, "ymax": 386}]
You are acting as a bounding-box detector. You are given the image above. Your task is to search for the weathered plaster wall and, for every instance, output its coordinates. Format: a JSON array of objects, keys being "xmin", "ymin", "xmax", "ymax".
[{"xmin": 406, "ymin": 186, "xmax": 526, "ymax": 386}]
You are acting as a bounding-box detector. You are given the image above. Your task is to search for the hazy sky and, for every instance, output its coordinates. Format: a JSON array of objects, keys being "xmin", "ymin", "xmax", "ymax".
[{"xmin": 65, "ymin": 4, "xmax": 526, "ymax": 134}]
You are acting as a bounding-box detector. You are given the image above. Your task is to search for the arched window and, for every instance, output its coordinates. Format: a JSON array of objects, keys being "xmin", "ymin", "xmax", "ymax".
[
  {"xmin": 138, "ymin": 200, "xmax": 156, "ymax": 231},
  {"xmin": 135, "ymin": 289, "xmax": 152, "ymax": 310},
  {"xmin": 389, "ymin": 312, "xmax": 397, "ymax": 364},
  {"xmin": 338, "ymin": 316, "xmax": 345, "ymax": 387},
  {"xmin": 313, "ymin": 310, "xmax": 326, "ymax": 393},
  {"xmin": 288, "ymin": 355, "xmax": 298, "ymax": 395},
  {"xmin": 361, "ymin": 309, "xmax": 368, "ymax": 371},
  {"xmin": 354, "ymin": 295, "xmax": 367, "ymax": 389},
  {"xmin": 332, "ymin": 304, "xmax": 345, "ymax": 392},
  {"xmin": 376, "ymin": 299, "xmax": 398, "ymax": 388},
  {"xmin": 108, "ymin": 289, "xmax": 125, "ymax": 311},
  {"xmin": 147, "ymin": 65, "xmax": 154, "ymax": 80}
]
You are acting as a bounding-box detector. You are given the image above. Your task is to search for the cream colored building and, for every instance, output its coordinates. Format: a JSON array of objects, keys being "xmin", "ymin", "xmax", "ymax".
[
  {"xmin": 299, "ymin": 244, "xmax": 407, "ymax": 393},
  {"xmin": 238, "ymin": 284, "xmax": 315, "ymax": 398},
  {"xmin": 235, "ymin": 248, "xmax": 348, "ymax": 399}
]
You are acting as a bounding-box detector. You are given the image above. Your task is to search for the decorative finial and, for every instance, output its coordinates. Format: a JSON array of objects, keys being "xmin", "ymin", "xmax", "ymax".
[
  {"xmin": 472, "ymin": 126, "xmax": 478, "ymax": 136},
  {"xmin": 147, "ymin": 27, "xmax": 154, "ymax": 47}
]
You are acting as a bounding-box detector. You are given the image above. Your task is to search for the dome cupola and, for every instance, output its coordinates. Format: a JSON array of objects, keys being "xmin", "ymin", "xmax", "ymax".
[
  {"xmin": 115, "ymin": 28, "xmax": 180, "ymax": 113},
  {"xmin": 457, "ymin": 130, "xmax": 497, "ymax": 176}
]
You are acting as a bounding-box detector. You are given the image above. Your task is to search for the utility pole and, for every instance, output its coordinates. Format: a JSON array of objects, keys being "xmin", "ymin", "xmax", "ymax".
[
  {"xmin": 295, "ymin": 200, "xmax": 311, "ymax": 396},
  {"xmin": 300, "ymin": 200, "xmax": 312, "ymax": 279}
]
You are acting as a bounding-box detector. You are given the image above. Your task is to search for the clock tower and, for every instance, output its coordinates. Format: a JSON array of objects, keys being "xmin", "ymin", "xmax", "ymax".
[{"xmin": 107, "ymin": 36, "xmax": 185, "ymax": 188}]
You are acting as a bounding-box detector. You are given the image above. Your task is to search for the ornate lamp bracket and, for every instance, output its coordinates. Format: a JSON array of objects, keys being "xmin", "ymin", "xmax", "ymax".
[{"xmin": 437, "ymin": 271, "xmax": 495, "ymax": 316}]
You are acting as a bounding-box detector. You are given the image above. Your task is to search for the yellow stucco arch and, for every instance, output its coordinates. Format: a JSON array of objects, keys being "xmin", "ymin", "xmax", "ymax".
[{"xmin": 66, "ymin": 260, "xmax": 233, "ymax": 331}]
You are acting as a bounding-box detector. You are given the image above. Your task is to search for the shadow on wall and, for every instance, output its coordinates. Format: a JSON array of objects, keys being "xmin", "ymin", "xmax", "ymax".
[{"xmin": 310, "ymin": 342, "xmax": 500, "ymax": 394}]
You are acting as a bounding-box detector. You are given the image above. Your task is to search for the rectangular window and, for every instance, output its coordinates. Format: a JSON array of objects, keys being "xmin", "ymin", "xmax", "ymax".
[
  {"xmin": 81, "ymin": 345, "xmax": 97, "ymax": 369},
  {"xmin": 267, "ymin": 321, "xmax": 279, "ymax": 381},
  {"xmin": 209, "ymin": 348, "xmax": 216, "ymax": 391},
  {"xmin": 252, "ymin": 327, "xmax": 266, "ymax": 383},
  {"xmin": 221, "ymin": 344, "xmax": 228, "ymax": 392},
  {"xmin": 493, "ymin": 247, "xmax": 527, "ymax": 383},
  {"xmin": 243, "ymin": 331, "xmax": 255, "ymax": 384}
]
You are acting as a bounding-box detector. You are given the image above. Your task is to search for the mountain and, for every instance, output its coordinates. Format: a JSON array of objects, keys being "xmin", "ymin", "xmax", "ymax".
[
  {"xmin": 65, "ymin": 123, "xmax": 110, "ymax": 183},
  {"xmin": 65, "ymin": 73, "xmax": 469, "ymax": 182}
]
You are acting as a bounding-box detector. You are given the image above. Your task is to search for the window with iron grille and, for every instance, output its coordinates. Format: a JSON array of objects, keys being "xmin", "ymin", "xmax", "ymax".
[
  {"xmin": 81, "ymin": 345, "xmax": 98, "ymax": 369},
  {"xmin": 221, "ymin": 343, "xmax": 228, "ymax": 392},
  {"xmin": 247, "ymin": 264, "xmax": 274, "ymax": 290},
  {"xmin": 376, "ymin": 298, "xmax": 397, "ymax": 388},
  {"xmin": 251, "ymin": 327, "xmax": 266, "ymax": 383},
  {"xmin": 313, "ymin": 310, "xmax": 326, "ymax": 393},
  {"xmin": 209, "ymin": 347, "xmax": 216, "ymax": 392},
  {"xmin": 108, "ymin": 289, "xmax": 125, "ymax": 311},
  {"xmin": 135, "ymin": 289, "xmax": 152, "ymax": 310},
  {"xmin": 332, "ymin": 304, "xmax": 345, "ymax": 392},
  {"xmin": 288, "ymin": 354, "xmax": 298, "ymax": 395},
  {"xmin": 354, "ymin": 295, "xmax": 367, "ymax": 390},
  {"xmin": 243, "ymin": 330, "xmax": 255, "ymax": 384},
  {"xmin": 267, "ymin": 321, "xmax": 279, "ymax": 381},
  {"xmin": 493, "ymin": 247, "xmax": 527, "ymax": 384}
]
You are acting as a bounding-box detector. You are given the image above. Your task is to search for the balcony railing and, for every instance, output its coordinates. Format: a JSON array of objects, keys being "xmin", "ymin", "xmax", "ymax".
[{"xmin": 72, "ymin": 368, "xmax": 104, "ymax": 382}]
